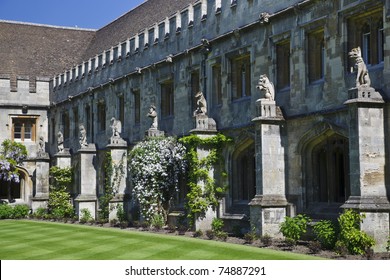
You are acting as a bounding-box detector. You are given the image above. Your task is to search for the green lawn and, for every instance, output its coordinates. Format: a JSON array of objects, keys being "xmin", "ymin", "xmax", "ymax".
[{"xmin": 0, "ymin": 220, "xmax": 324, "ymax": 260}]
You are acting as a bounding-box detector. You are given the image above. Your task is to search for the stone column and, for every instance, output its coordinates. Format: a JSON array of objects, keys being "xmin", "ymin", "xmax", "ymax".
[
  {"xmin": 74, "ymin": 144, "xmax": 98, "ymax": 220},
  {"xmin": 343, "ymin": 86, "xmax": 390, "ymax": 252},
  {"xmin": 190, "ymin": 114, "xmax": 218, "ymax": 231},
  {"xmin": 106, "ymin": 137, "xmax": 128, "ymax": 221},
  {"xmin": 31, "ymin": 153, "xmax": 50, "ymax": 212},
  {"xmin": 249, "ymin": 99, "xmax": 288, "ymax": 237}
]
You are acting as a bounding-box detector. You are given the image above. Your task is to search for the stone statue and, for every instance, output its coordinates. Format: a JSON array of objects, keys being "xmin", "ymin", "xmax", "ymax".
[
  {"xmin": 57, "ymin": 131, "xmax": 64, "ymax": 153},
  {"xmin": 349, "ymin": 46, "xmax": 371, "ymax": 88},
  {"xmin": 256, "ymin": 74, "xmax": 275, "ymax": 101},
  {"xmin": 193, "ymin": 91, "xmax": 207, "ymax": 116},
  {"xmin": 110, "ymin": 117, "xmax": 122, "ymax": 138},
  {"xmin": 79, "ymin": 124, "xmax": 88, "ymax": 148},
  {"xmin": 147, "ymin": 105, "xmax": 158, "ymax": 129},
  {"xmin": 37, "ymin": 136, "xmax": 45, "ymax": 157}
]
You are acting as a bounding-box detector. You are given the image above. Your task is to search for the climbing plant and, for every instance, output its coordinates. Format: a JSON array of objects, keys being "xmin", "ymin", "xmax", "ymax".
[
  {"xmin": 0, "ymin": 139, "xmax": 27, "ymax": 183},
  {"xmin": 99, "ymin": 151, "xmax": 126, "ymax": 221},
  {"xmin": 128, "ymin": 136, "xmax": 187, "ymax": 222},
  {"xmin": 179, "ymin": 133, "xmax": 231, "ymax": 226}
]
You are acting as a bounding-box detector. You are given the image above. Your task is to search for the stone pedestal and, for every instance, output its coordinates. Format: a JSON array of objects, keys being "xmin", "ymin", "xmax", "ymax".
[
  {"xmin": 106, "ymin": 138, "xmax": 128, "ymax": 221},
  {"xmin": 74, "ymin": 144, "xmax": 98, "ymax": 220},
  {"xmin": 146, "ymin": 128, "xmax": 164, "ymax": 137},
  {"xmin": 31, "ymin": 154, "xmax": 50, "ymax": 212},
  {"xmin": 343, "ymin": 87, "xmax": 390, "ymax": 252},
  {"xmin": 250, "ymin": 99, "xmax": 288, "ymax": 237},
  {"xmin": 53, "ymin": 148, "xmax": 71, "ymax": 168}
]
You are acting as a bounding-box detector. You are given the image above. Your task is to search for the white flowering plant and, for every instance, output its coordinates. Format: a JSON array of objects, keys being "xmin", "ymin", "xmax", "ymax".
[{"xmin": 128, "ymin": 137, "xmax": 187, "ymax": 222}]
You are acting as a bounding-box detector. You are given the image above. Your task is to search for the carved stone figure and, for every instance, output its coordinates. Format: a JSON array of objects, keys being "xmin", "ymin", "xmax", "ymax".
[
  {"xmin": 110, "ymin": 117, "xmax": 122, "ymax": 138},
  {"xmin": 57, "ymin": 131, "xmax": 64, "ymax": 153},
  {"xmin": 193, "ymin": 91, "xmax": 207, "ymax": 116},
  {"xmin": 349, "ymin": 46, "xmax": 371, "ymax": 87},
  {"xmin": 37, "ymin": 136, "xmax": 45, "ymax": 157},
  {"xmin": 256, "ymin": 74, "xmax": 275, "ymax": 101},
  {"xmin": 259, "ymin": 12, "xmax": 270, "ymax": 24},
  {"xmin": 147, "ymin": 105, "xmax": 158, "ymax": 129},
  {"xmin": 79, "ymin": 124, "xmax": 88, "ymax": 148}
]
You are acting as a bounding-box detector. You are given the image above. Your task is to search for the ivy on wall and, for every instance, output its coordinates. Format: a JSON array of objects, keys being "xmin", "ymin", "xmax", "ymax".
[{"xmin": 179, "ymin": 133, "xmax": 232, "ymax": 226}]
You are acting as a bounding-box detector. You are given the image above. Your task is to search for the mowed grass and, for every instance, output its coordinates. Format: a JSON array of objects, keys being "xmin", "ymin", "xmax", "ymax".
[{"xmin": 0, "ymin": 220, "xmax": 324, "ymax": 260}]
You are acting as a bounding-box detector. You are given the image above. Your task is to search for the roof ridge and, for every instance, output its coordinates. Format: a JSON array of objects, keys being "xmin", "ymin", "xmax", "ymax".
[{"xmin": 0, "ymin": 19, "xmax": 96, "ymax": 31}]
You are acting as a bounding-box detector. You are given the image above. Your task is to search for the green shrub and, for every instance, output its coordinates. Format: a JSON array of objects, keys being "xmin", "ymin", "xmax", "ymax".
[
  {"xmin": 312, "ymin": 220, "xmax": 338, "ymax": 250},
  {"xmin": 11, "ymin": 204, "xmax": 29, "ymax": 219},
  {"xmin": 150, "ymin": 213, "xmax": 165, "ymax": 231},
  {"xmin": 206, "ymin": 229, "xmax": 215, "ymax": 240},
  {"xmin": 260, "ymin": 234, "xmax": 273, "ymax": 247},
  {"xmin": 33, "ymin": 207, "xmax": 47, "ymax": 219},
  {"xmin": 79, "ymin": 208, "xmax": 93, "ymax": 224},
  {"xmin": 386, "ymin": 236, "xmax": 390, "ymax": 252},
  {"xmin": 215, "ymin": 231, "xmax": 228, "ymax": 241},
  {"xmin": 48, "ymin": 167, "xmax": 74, "ymax": 219},
  {"xmin": 279, "ymin": 214, "xmax": 311, "ymax": 241},
  {"xmin": 0, "ymin": 204, "xmax": 13, "ymax": 219},
  {"xmin": 116, "ymin": 204, "xmax": 127, "ymax": 223},
  {"xmin": 244, "ymin": 230, "xmax": 257, "ymax": 244},
  {"xmin": 337, "ymin": 209, "xmax": 375, "ymax": 255},
  {"xmin": 211, "ymin": 218, "xmax": 224, "ymax": 232},
  {"xmin": 193, "ymin": 230, "xmax": 203, "ymax": 238}
]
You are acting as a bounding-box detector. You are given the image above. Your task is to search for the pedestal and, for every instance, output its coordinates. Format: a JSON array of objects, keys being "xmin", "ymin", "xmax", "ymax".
[
  {"xmin": 53, "ymin": 148, "xmax": 71, "ymax": 168},
  {"xmin": 106, "ymin": 139, "xmax": 128, "ymax": 221},
  {"xmin": 146, "ymin": 128, "xmax": 164, "ymax": 137},
  {"xmin": 31, "ymin": 154, "xmax": 50, "ymax": 212},
  {"xmin": 250, "ymin": 99, "xmax": 287, "ymax": 237},
  {"xmin": 343, "ymin": 87, "xmax": 390, "ymax": 252},
  {"xmin": 74, "ymin": 144, "xmax": 98, "ymax": 220}
]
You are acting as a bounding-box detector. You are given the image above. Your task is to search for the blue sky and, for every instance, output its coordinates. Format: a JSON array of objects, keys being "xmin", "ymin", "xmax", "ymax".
[{"xmin": 0, "ymin": 0, "xmax": 146, "ymax": 29}]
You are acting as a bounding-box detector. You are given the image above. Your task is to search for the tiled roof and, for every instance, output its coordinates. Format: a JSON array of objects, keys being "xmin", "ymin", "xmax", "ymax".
[
  {"xmin": 0, "ymin": 0, "xmax": 196, "ymax": 78},
  {"xmin": 83, "ymin": 0, "xmax": 196, "ymax": 59},
  {"xmin": 0, "ymin": 21, "xmax": 95, "ymax": 78}
]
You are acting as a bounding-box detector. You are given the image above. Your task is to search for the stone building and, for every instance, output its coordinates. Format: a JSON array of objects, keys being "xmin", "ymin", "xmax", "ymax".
[{"xmin": 1, "ymin": 0, "xmax": 390, "ymax": 251}]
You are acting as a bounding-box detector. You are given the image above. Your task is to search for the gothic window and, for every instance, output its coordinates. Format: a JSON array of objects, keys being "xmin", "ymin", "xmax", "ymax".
[
  {"xmin": 161, "ymin": 80, "xmax": 174, "ymax": 118},
  {"xmin": 231, "ymin": 142, "xmax": 256, "ymax": 212},
  {"xmin": 347, "ymin": 9, "xmax": 384, "ymax": 66},
  {"xmin": 12, "ymin": 117, "xmax": 36, "ymax": 142},
  {"xmin": 276, "ymin": 40, "xmax": 290, "ymax": 90},
  {"xmin": 62, "ymin": 112, "xmax": 70, "ymax": 140},
  {"xmin": 212, "ymin": 63, "xmax": 222, "ymax": 106},
  {"xmin": 73, "ymin": 107, "xmax": 79, "ymax": 138},
  {"xmin": 191, "ymin": 70, "xmax": 200, "ymax": 113},
  {"xmin": 308, "ymin": 29, "xmax": 325, "ymax": 83},
  {"xmin": 85, "ymin": 105, "xmax": 91, "ymax": 140},
  {"xmin": 307, "ymin": 134, "xmax": 350, "ymax": 205},
  {"xmin": 118, "ymin": 95, "xmax": 125, "ymax": 129},
  {"xmin": 0, "ymin": 172, "xmax": 22, "ymax": 201},
  {"xmin": 133, "ymin": 90, "xmax": 141, "ymax": 125},
  {"xmin": 231, "ymin": 54, "xmax": 251, "ymax": 100},
  {"xmin": 97, "ymin": 101, "xmax": 106, "ymax": 131}
]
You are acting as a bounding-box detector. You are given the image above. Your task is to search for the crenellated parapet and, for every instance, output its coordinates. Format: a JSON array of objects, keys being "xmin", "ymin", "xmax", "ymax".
[
  {"xmin": 0, "ymin": 74, "xmax": 50, "ymax": 107},
  {"xmin": 50, "ymin": 0, "xmax": 298, "ymax": 104}
]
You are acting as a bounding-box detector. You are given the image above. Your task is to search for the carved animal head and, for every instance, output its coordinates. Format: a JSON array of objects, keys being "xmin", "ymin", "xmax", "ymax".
[
  {"xmin": 257, "ymin": 74, "xmax": 271, "ymax": 90},
  {"xmin": 195, "ymin": 91, "xmax": 204, "ymax": 99},
  {"xmin": 348, "ymin": 47, "xmax": 362, "ymax": 59}
]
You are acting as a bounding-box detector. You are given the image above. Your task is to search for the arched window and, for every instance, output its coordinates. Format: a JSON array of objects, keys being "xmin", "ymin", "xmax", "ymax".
[
  {"xmin": 229, "ymin": 141, "xmax": 256, "ymax": 213},
  {"xmin": 303, "ymin": 132, "xmax": 350, "ymax": 218}
]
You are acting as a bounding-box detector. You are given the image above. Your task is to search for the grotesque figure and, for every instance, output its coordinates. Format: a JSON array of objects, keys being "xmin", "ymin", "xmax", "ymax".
[
  {"xmin": 349, "ymin": 46, "xmax": 371, "ymax": 88},
  {"xmin": 193, "ymin": 91, "xmax": 207, "ymax": 116},
  {"xmin": 79, "ymin": 124, "xmax": 88, "ymax": 148},
  {"xmin": 147, "ymin": 105, "xmax": 158, "ymax": 129},
  {"xmin": 57, "ymin": 131, "xmax": 64, "ymax": 153},
  {"xmin": 257, "ymin": 74, "xmax": 275, "ymax": 101},
  {"xmin": 110, "ymin": 117, "xmax": 122, "ymax": 138}
]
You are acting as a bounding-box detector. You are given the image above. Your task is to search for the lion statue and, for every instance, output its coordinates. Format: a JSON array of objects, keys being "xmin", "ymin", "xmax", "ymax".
[
  {"xmin": 349, "ymin": 46, "xmax": 371, "ymax": 88},
  {"xmin": 193, "ymin": 91, "xmax": 207, "ymax": 116},
  {"xmin": 256, "ymin": 74, "xmax": 275, "ymax": 101}
]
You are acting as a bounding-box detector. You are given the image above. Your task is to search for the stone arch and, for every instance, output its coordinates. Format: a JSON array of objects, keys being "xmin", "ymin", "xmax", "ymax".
[
  {"xmin": 0, "ymin": 166, "xmax": 32, "ymax": 204},
  {"xmin": 298, "ymin": 122, "xmax": 350, "ymax": 218},
  {"xmin": 227, "ymin": 133, "xmax": 255, "ymax": 214}
]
